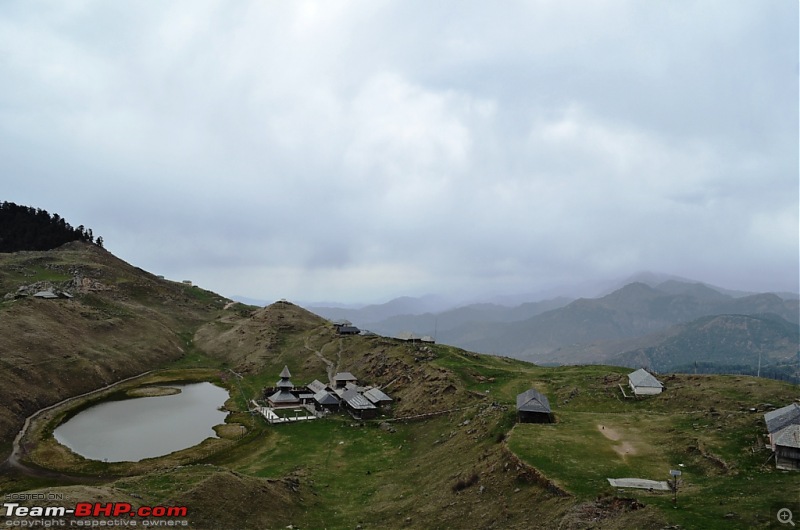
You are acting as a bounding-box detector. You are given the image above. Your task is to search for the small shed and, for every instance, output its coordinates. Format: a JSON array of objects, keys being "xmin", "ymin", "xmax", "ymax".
[
  {"xmin": 628, "ymin": 368, "xmax": 663, "ymax": 396},
  {"xmin": 516, "ymin": 388, "xmax": 553, "ymax": 423},
  {"xmin": 333, "ymin": 372, "xmax": 358, "ymax": 388},
  {"xmin": 773, "ymin": 425, "xmax": 800, "ymax": 470},
  {"xmin": 764, "ymin": 403, "xmax": 800, "ymax": 470},
  {"xmin": 337, "ymin": 325, "xmax": 361, "ymax": 335}
]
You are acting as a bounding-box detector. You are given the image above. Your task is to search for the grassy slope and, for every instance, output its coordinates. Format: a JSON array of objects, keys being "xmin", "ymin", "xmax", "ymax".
[
  {"xmin": 0, "ymin": 242, "xmax": 227, "ymax": 445},
  {"xmin": 1, "ymin": 248, "xmax": 798, "ymax": 529}
]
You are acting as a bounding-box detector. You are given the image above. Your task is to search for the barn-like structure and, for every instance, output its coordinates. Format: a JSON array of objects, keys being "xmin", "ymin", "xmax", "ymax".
[
  {"xmin": 765, "ymin": 403, "xmax": 800, "ymax": 470},
  {"xmin": 516, "ymin": 388, "xmax": 553, "ymax": 423}
]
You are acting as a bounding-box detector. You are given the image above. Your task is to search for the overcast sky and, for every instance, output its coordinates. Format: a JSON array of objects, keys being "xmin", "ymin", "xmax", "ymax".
[{"xmin": 2, "ymin": 1, "xmax": 797, "ymax": 304}]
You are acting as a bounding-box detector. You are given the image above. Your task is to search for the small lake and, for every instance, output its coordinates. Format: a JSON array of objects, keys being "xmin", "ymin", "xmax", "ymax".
[{"xmin": 53, "ymin": 382, "xmax": 229, "ymax": 462}]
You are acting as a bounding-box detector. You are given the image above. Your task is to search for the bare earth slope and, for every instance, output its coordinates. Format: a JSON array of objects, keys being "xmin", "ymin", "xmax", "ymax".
[{"xmin": 0, "ymin": 242, "xmax": 227, "ymax": 445}]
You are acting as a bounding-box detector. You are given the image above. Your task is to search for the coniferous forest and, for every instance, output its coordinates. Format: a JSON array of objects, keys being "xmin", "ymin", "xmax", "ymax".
[{"xmin": 0, "ymin": 201, "xmax": 102, "ymax": 253}]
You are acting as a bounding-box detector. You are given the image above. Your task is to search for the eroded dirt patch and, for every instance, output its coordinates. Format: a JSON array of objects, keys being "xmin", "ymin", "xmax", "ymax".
[{"xmin": 598, "ymin": 423, "xmax": 638, "ymax": 458}]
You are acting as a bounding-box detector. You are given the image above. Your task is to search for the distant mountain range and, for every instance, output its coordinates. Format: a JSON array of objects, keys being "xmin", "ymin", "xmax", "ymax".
[{"xmin": 301, "ymin": 277, "xmax": 799, "ymax": 382}]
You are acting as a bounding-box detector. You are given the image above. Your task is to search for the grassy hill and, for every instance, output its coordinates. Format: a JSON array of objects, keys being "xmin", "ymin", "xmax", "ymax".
[
  {"xmin": 610, "ymin": 313, "xmax": 799, "ymax": 380},
  {"xmin": 1, "ymin": 244, "xmax": 798, "ymax": 529},
  {"xmin": 0, "ymin": 242, "xmax": 228, "ymax": 444}
]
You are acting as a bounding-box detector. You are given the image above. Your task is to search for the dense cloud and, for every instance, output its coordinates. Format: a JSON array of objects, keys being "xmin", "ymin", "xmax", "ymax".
[{"xmin": 2, "ymin": 1, "xmax": 797, "ymax": 303}]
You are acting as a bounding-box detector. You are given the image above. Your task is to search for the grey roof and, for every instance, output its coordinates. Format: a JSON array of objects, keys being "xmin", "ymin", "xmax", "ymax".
[
  {"xmin": 33, "ymin": 290, "xmax": 58, "ymax": 299},
  {"xmin": 332, "ymin": 319, "xmax": 352, "ymax": 326},
  {"xmin": 345, "ymin": 381, "xmax": 364, "ymax": 392},
  {"xmin": 268, "ymin": 389, "xmax": 299, "ymax": 404},
  {"xmin": 313, "ymin": 390, "xmax": 340, "ymax": 406},
  {"xmin": 364, "ymin": 387, "xmax": 392, "ymax": 404},
  {"xmin": 628, "ymin": 368, "xmax": 663, "ymax": 389},
  {"xmin": 764, "ymin": 403, "xmax": 800, "ymax": 434},
  {"xmin": 307, "ymin": 380, "xmax": 328, "ymax": 394},
  {"xmin": 774, "ymin": 424, "xmax": 800, "ymax": 449},
  {"xmin": 338, "ymin": 325, "xmax": 360, "ymax": 334},
  {"xmin": 276, "ymin": 365, "xmax": 294, "ymax": 388},
  {"xmin": 341, "ymin": 389, "xmax": 376, "ymax": 410},
  {"xmin": 516, "ymin": 388, "xmax": 551, "ymax": 414},
  {"xmin": 334, "ymin": 372, "xmax": 357, "ymax": 382}
]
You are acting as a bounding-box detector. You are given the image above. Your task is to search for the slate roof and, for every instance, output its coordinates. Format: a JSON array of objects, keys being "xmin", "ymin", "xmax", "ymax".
[
  {"xmin": 268, "ymin": 389, "xmax": 299, "ymax": 405},
  {"xmin": 341, "ymin": 389, "xmax": 376, "ymax": 410},
  {"xmin": 764, "ymin": 403, "xmax": 800, "ymax": 434},
  {"xmin": 33, "ymin": 290, "xmax": 59, "ymax": 299},
  {"xmin": 307, "ymin": 380, "xmax": 328, "ymax": 394},
  {"xmin": 313, "ymin": 390, "xmax": 340, "ymax": 406},
  {"xmin": 628, "ymin": 368, "xmax": 663, "ymax": 389},
  {"xmin": 363, "ymin": 387, "xmax": 392, "ymax": 404},
  {"xmin": 774, "ymin": 424, "xmax": 800, "ymax": 449},
  {"xmin": 345, "ymin": 382, "xmax": 364, "ymax": 392},
  {"xmin": 516, "ymin": 388, "xmax": 551, "ymax": 414},
  {"xmin": 276, "ymin": 365, "xmax": 294, "ymax": 388},
  {"xmin": 334, "ymin": 372, "xmax": 357, "ymax": 383}
]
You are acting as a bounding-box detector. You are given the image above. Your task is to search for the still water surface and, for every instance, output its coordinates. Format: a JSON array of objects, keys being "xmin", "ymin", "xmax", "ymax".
[{"xmin": 54, "ymin": 382, "xmax": 229, "ymax": 462}]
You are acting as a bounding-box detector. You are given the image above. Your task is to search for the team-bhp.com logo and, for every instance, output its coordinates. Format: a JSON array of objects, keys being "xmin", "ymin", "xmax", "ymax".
[{"xmin": 3, "ymin": 502, "xmax": 189, "ymax": 526}]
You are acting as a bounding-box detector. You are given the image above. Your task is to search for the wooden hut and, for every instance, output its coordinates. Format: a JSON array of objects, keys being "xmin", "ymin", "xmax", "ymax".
[{"xmin": 516, "ymin": 388, "xmax": 553, "ymax": 423}]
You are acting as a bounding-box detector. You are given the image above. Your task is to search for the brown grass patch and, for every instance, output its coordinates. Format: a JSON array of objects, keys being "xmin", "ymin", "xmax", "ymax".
[{"xmin": 126, "ymin": 386, "xmax": 181, "ymax": 398}]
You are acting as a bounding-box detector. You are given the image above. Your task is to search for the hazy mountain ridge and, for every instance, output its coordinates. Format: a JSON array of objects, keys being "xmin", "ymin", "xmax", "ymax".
[
  {"xmin": 440, "ymin": 282, "xmax": 793, "ymax": 357},
  {"xmin": 358, "ymin": 297, "xmax": 574, "ymax": 338},
  {"xmin": 609, "ymin": 313, "xmax": 799, "ymax": 379},
  {"xmin": 302, "ymin": 278, "xmax": 799, "ymax": 381}
]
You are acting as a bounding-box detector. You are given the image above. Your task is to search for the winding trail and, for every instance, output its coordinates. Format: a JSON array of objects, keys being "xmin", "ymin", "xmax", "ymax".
[
  {"xmin": 4, "ymin": 370, "xmax": 153, "ymax": 480},
  {"xmin": 304, "ymin": 334, "xmax": 337, "ymax": 385}
]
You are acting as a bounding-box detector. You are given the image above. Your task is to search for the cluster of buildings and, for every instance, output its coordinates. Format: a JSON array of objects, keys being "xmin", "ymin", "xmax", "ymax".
[
  {"xmin": 263, "ymin": 366, "xmax": 392, "ymax": 420},
  {"xmin": 262, "ymin": 360, "xmax": 798, "ymax": 472}
]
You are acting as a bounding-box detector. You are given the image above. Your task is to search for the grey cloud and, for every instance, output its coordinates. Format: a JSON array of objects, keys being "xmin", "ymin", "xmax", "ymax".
[{"xmin": 1, "ymin": 1, "xmax": 796, "ymax": 303}]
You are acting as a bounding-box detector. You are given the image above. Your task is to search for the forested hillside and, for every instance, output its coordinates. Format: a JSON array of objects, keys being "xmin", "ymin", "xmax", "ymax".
[{"xmin": 0, "ymin": 201, "xmax": 102, "ymax": 252}]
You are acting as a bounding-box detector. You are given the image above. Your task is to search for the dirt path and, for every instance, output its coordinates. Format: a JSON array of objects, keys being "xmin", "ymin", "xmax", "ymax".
[
  {"xmin": 597, "ymin": 424, "xmax": 638, "ymax": 458},
  {"xmin": 597, "ymin": 424, "xmax": 621, "ymax": 441},
  {"xmin": 304, "ymin": 335, "xmax": 336, "ymax": 385},
  {"xmin": 6, "ymin": 370, "xmax": 153, "ymax": 479}
]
